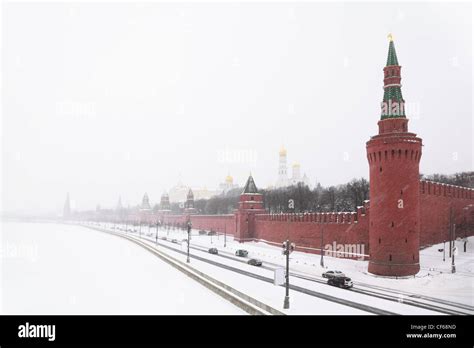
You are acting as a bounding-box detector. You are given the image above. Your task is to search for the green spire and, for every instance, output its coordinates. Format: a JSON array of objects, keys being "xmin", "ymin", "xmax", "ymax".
[
  {"xmin": 242, "ymin": 175, "xmax": 258, "ymax": 194},
  {"xmin": 386, "ymin": 35, "xmax": 399, "ymax": 66},
  {"xmin": 381, "ymin": 35, "xmax": 406, "ymax": 120}
]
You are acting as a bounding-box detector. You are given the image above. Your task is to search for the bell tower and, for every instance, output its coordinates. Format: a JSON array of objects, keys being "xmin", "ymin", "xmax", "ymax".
[{"xmin": 366, "ymin": 35, "xmax": 423, "ymax": 276}]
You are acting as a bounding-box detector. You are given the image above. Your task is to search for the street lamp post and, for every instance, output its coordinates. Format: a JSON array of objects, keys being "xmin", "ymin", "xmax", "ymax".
[
  {"xmin": 283, "ymin": 240, "xmax": 291, "ymax": 309},
  {"xmin": 452, "ymin": 224, "xmax": 456, "ymax": 274},
  {"xmin": 443, "ymin": 240, "xmax": 446, "ymax": 262},
  {"xmin": 187, "ymin": 221, "xmax": 192, "ymax": 263},
  {"xmin": 320, "ymin": 227, "xmax": 325, "ymax": 268},
  {"xmin": 283, "ymin": 198, "xmax": 295, "ymax": 310},
  {"xmin": 156, "ymin": 221, "xmax": 159, "ymax": 244}
]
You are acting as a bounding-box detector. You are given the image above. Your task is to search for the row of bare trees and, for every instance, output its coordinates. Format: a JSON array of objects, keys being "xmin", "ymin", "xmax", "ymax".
[
  {"xmin": 262, "ymin": 179, "xmax": 369, "ymax": 213},
  {"xmin": 171, "ymin": 178, "xmax": 370, "ymax": 215},
  {"xmin": 155, "ymin": 171, "xmax": 472, "ymax": 215},
  {"xmin": 420, "ymin": 171, "xmax": 473, "ymax": 188}
]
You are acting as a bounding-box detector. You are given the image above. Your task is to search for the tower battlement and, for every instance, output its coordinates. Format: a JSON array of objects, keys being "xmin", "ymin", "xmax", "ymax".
[
  {"xmin": 255, "ymin": 211, "xmax": 360, "ymax": 224},
  {"xmin": 420, "ymin": 180, "xmax": 474, "ymax": 199}
]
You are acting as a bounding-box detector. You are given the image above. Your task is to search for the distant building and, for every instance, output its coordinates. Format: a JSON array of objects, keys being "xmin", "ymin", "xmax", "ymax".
[
  {"xmin": 116, "ymin": 196, "xmax": 123, "ymax": 211},
  {"xmin": 140, "ymin": 193, "xmax": 151, "ymax": 211},
  {"xmin": 169, "ymin": 181, "xmax": 189, "ymax": 203},
  {"xmin": 63, "ymin": 193, "xmax": 71, "ymax": 219},
  {"xmin": 192, "ymin": 187, "xmax": 220, "ymax": 200},
  {"xmin": 275, "ymin": 147, "xmax": 311, "ymax": 188},
  {"xmin": 159, "ymin": 192, "xmax": 171, "ymax": 212},
  {"xmin": 219, "ymin": 174, "xmax": 239, "ymax": 194},
  {"xmin": 169, "ymin": 181, "xmax": 220, "ymax": 203},
  {"xmin": 276, "ymin": 146, "xmax": 289, "ymax": 188},
  {"xmin": 184, "ymin": 189, "xmax": 197, "ymax": 214}
]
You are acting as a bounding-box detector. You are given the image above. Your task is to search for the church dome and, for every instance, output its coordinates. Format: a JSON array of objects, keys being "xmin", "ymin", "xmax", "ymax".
[
  {"xmin": 225, "ymin": 174, "xmax": 233, "ymax": 183},
  {"xmin": 279, "ymin": 146, "xmax": 287, "ymax": 156}
]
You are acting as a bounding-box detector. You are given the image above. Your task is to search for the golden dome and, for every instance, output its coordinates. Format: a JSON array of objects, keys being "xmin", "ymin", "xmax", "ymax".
[
  {"xmin": 279, "ymin": 145, "xmax": 287, "ymax": 156},
  {"xmin": 292, "ymin": 162, "xmax": 300, "ymax": 167},
  {"xmin": 225, "ymin": 174, "xmax": 233, "ymax": 183}
]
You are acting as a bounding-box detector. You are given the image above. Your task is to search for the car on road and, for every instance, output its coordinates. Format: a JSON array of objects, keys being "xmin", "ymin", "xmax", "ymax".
[
  {"xmin": 322, "ymin": 270, "xmax": 345, "ymax": 279},
  {"xmin": 171, "ymin": 239, "xmax": 179, "ymax": 244},
  {"xmin": 235, "ymin": 250, "xmax": 248, "ymax": 257},
  {"xmin": 208, "ymin": 248, "xmax": 218, "ymax": 255},
  {"xmin": 327, "ymin": 276, "xmax": 353, "ymax": 289},
  {"xmin": 247, "ymin": 259, "xmax": 262, "ymax": 266},
  {"xmin": 198, "ymin": 230, "xmax": 207, "ymax": 235}
]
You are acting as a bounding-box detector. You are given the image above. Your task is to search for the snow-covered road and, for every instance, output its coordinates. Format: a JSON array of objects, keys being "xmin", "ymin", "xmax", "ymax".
[
  {"xmin": 88, "ymin": 222, "xmax": 473, "ymax": 315},
  {"xmin": 0, "ymin": 222, "xmax": 245, "ymax": 314}
]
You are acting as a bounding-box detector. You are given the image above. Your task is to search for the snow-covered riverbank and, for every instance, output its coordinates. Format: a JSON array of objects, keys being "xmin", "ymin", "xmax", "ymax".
[{"xmin": 0, "ymin": 221, "xmax": 245, "ymax": 314}]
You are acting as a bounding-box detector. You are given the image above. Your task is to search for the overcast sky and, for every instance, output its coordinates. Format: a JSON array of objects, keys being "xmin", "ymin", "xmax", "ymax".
[{"xmin": 1, "ymin": 1, "xmax": 472, "ymax": 215}]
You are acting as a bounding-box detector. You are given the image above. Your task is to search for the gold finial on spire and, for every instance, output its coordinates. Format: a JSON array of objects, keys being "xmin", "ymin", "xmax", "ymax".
[{"xmin": 388, "ymin": 33, "xmax": 393, "ymax": 42}]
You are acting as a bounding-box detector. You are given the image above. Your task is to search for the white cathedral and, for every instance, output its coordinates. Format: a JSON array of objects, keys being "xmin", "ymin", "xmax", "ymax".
[{"xmin": 275, "ymin": 146, "xmax": 311, "ymax": 188}]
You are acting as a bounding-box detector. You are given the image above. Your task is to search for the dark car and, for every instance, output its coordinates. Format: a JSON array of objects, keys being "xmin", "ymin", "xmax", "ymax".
[
  {"xmin": 322, "ymin": 270, "xmax": 345, "ymax": 279},
  {"xmin": 327, "ymin": 276, "xmax": 353, "ymax": 289},
  {"xmin": 235, "ymin": 250, "xmax": 248, "ymax": 257},
  {"xmin": 199, "ymin": 230, "xmax": 207, "ymax": 235},
  {"xmin": 247, "ymin": 259, "xmax": 262, "ymax": 266},
  {"xmin": 171, "ymin": 239, "xmax": 179, "ymax": 244},
  {"xmin": 208, "ymin": 248, "xmax": 218, "ymax": 255},
  {"xmin": 207, "ymin": 230, "xmax": 217, "ymax": 236}
]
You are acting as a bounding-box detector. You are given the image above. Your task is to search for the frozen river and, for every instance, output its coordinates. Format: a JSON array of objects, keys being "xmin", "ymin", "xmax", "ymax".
[{"xmin": 0, "ymin": 221, "xmax": 244, "ymax": 314}]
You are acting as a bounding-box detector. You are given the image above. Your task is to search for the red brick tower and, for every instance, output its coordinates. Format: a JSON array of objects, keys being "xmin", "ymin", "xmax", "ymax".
[
  {"xmin": 234, "ymin": 175, "xmax": 266, "ymax": 242},
  {"xmin": 366, "ymin": 35, "xmax": 423, "ymax": 276},
  {"xmin": 184, "ymin": 188, "xmax": 197, "ymax": 215}
]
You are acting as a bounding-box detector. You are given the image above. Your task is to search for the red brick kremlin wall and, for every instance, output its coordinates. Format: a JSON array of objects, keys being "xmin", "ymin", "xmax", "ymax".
[
  {"xmin": 149, "ymin": 185, "xmax": 473, "ymax": 257},
  {"xmin": 419, "ymin": 181, "xmax": 474, "ymax": 246},
  {"xmin": 80, "ymin": 183, "xmax": 473, "ymax": 260}
]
